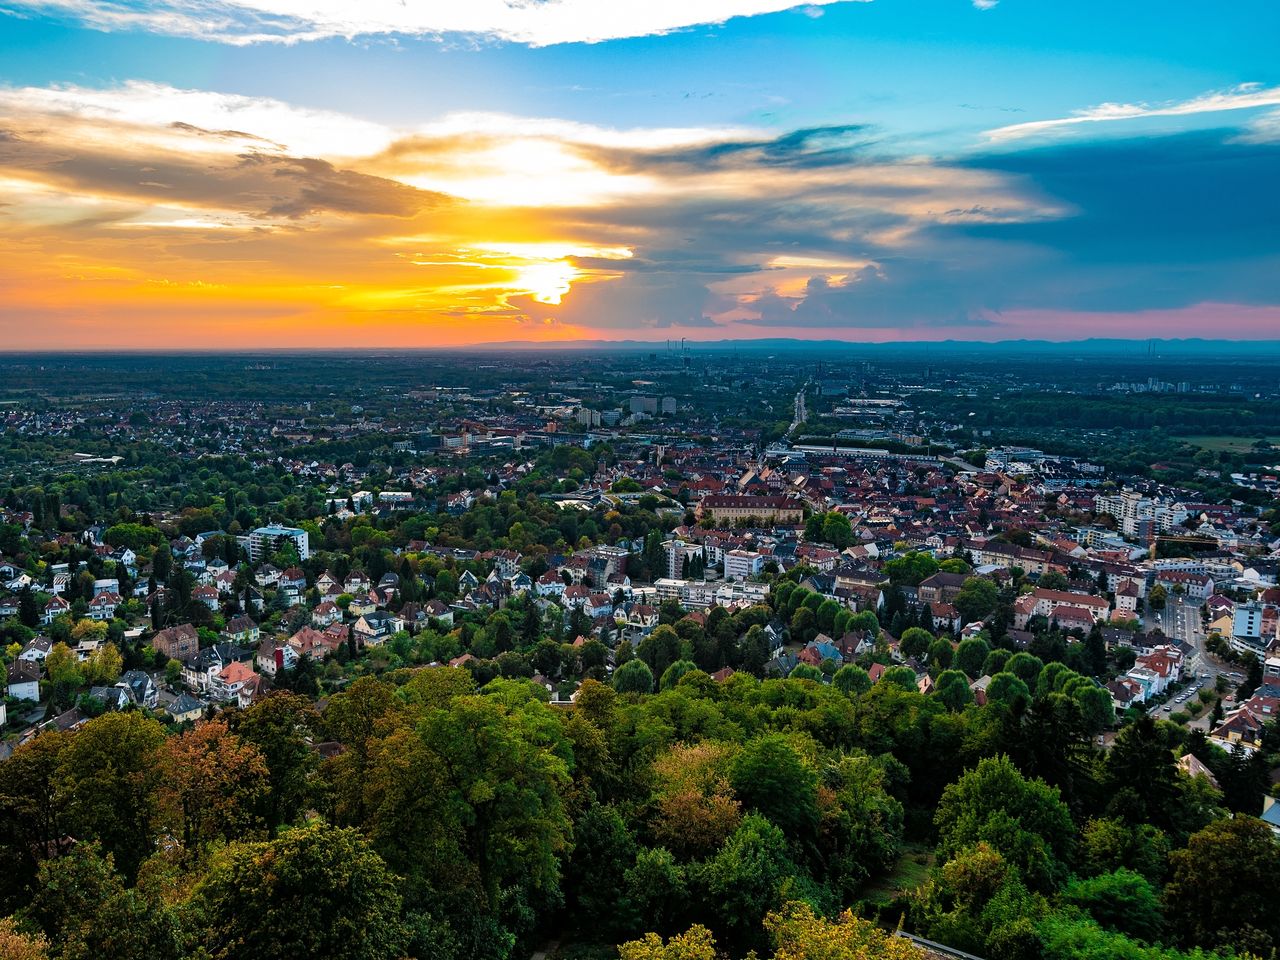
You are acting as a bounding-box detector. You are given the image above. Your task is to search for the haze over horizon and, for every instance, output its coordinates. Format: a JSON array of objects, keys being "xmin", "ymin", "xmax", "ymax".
[{"xmin": 1, "ymin": 0, "xmax": 1278, "ymax": 348}]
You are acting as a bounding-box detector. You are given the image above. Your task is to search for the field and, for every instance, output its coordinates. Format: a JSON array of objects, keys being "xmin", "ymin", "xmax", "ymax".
[{"xmin": 1174, "ymin": 434, "xmax": 1280, "ymax": 453}]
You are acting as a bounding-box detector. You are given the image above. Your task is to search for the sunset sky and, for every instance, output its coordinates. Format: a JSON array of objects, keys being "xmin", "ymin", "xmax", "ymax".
[{"xmin": 1, "ymin": 0, "xmax": 1278, "ymax": 348}]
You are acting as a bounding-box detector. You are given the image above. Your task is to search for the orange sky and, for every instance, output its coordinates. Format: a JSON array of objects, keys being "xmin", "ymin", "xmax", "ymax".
[{"xmin": 2, "ymin": 80, "xmax": 1278, "ymax": 347}]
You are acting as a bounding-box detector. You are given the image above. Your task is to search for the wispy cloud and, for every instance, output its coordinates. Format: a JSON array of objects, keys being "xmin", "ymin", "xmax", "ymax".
[
  {"xmin": 2, "ymin": 0, "xmax": 869, "ymax": 46},
  {"xmin": 1, "ymin": 79, "xmax": 1275, "ymax": 346},
  {"xmin": 986, "ymin": 83, "xmax": 1280, "ymax": 141}
]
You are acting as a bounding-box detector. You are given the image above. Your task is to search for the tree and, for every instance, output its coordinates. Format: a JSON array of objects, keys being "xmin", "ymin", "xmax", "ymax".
[
  {"xmin": 882, "ymin": 552, "xmax": 939, "ymax": 586},
  {"xmin": 638, "ymin": 625, "xmax": 682, "ymax": 678},
  {"xmin": 1165, "ymin": 816, "xmax": 1280, "ymax": 953},
  {"xmin": 697, "ymin": 815, "xmax": 797, "ymax": 951},
  {"xmin": 651, "ymin": 742, "xmax": 742, "ymax": 859},
  {"xmin": 83, "ymin": 641, "xmax": 123, "ymax": 685},
  {"xmin": 226, "ymin": 692, "xmax": 320, "ymax": 836},
  {"xmin": 832, "ymin": 664, "xmax": 871, "ymax": 696},
  {"xmin": 614, "ymin": 658, "xmax": 655, "ymax": 694},
  {"xmin": 54, "ymin": 712, "xmax": 165, "ymax": 881},
  {"xmin": 985, "ymin": 671, "xmax": 1030, "ymax": 707},
  {"xmin": 1006, "ymin": 652, "xmax": 1044, "ymax": 684},
  {"xmin": 563, "ymin": 803, "xmax": 639, "ymax": 937},
  {"xmin": 927, "ymin": 637, "xmax": 954, "ymax": 671},
  {"xmin": 25, "ymin": 842, "xmax": 184, "ymax": 960},
  {"xmin": 934, "ymin": 755, "xmax": 1075, "ymax": 891},
  {"xmin": 954, "ymin": 577, "xmax": 998, "ymax": 624},
  {"xmin": 954, "ymin": 637, "xmax": 991, "ymax": 677},
  {"xmin": 1148, "ymin": 584, "xmax": 1166, "ymax": 610},
  {"xmin": 620, "ymin": 925, "xmax": 717, "ymax": 960},
  {"xmin": 934, "ymin": 670, "xmax": 974, "ymax": 711},
  {"xmin": 765, "ymin": 902, "xmax": 923, "ymax": 960},
  {"xmin": 982, "ymin": 648, "xmax": 1011, "ymax": 676},
  {"xmin": 730, "ymin": 735, "xmax": 818, "ymax": 842},
  {"xmin": 157, "ymin": 719, "xmax": 269, "ymax": 853},
  {"xmin": 0, "ymin": 918, "xmax": 47, "ymax": 960},
  {"xmin": 1063, "ymin": 869, "xmax": 1163, "ymax": 943},
  {"xmin": 191, "ymin": 821, "xmax": 409, "ymax": 960},
  {"xmin": 660, "ymin": 659, "xmax": 698, "ymax": 690},
  {"xmin": 881, "ymin": 666, "xmax": 918, "ymax": 692},
  {"xmin": 899, "ymin": 627, "xmax": 934, "ymax": 661}
]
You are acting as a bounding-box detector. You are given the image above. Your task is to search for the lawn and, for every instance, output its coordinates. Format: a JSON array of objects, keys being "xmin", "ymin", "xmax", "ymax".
[
  {"xmin": 1175, "ymin": 434, "xmax": 1280, "ymax": 454},
  {"xmin": 858, "ymin": 843, "xmax": 935, "ymax": 905}
]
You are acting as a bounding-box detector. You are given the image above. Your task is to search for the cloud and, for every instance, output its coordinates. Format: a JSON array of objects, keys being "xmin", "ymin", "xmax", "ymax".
[
  {"xmin": 2, "ymin": 0, "xmax": 868, "ymax": 46},
  {"xmin": 972, "ymin": 0, "xmax": 998, "ymax": 9},
  {"xmin": 987, "ymin": 83, "xmax": 1280, "ymax": 142},
  {"xmin": 1, "ymin": 79, "xmax": 1276, "ymax": 346}
]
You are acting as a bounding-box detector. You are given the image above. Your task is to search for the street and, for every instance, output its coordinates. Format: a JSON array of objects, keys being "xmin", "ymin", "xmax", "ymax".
[{"xmin": 1146, "ymin": 596, "xmax": 1232, "ymax": 728}]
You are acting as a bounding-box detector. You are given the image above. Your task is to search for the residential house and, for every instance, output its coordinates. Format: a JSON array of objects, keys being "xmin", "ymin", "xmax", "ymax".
[
  {"xmin": 257, "ymin": 637, "xmax": 300, "ymax": 676},
  {"xmin": 151, "ymin": 623, "xmax": 200, "ymax": 663},
  {"xmin": 117, "ymin": 669, "xmax": 158, "ymax": 709},
  {"xmin": 223, "ymin": 615, "xmax": 260, "ymax": 646},
  {"xmin": 7, "ymin": 660, "xmax": 40, "ymax": 701},
  {"xmin": 167, "ymin": 693, "xmax": 207, "ymax": 724}
]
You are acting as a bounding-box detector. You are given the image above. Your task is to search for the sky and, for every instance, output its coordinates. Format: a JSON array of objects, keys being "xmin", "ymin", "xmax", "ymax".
[{"xmin": 0, "ymin": 0, "xmax": 1278, "ymax": 348}]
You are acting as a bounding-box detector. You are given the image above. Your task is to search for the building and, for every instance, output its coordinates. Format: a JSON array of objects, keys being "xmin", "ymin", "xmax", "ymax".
[
  {"xmin": 151, "ymin": 623, "xmax": 200, "ymax": 663},
  {"xmin": 1230, "ymin": 602, "xmax": 1266, "ymax": 655},
  {"xmin": 698, "ymin": 495, "xmax": 803, "ymax": 526},
  {"xmin": 247, "ymin": 525, "xmax": 310, "ymax": 563},
  {"xmin": 724, "ymin": 549, "xmax": 765, "ymax": 581}
]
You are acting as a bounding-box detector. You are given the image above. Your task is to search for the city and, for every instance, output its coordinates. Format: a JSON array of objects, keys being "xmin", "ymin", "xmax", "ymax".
[
  {"xmin": 0, "ymin": 347, "xmax": 1277, "ymax": 959},
  {"xmin": 3, "ymin": 0, "xmax": 1280, "ymax": 958}
]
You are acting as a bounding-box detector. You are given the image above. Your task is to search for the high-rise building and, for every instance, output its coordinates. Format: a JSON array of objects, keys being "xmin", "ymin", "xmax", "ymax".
[{"xmin": 248, "ymin": 525, "xmax": 310, "ymax": 562}]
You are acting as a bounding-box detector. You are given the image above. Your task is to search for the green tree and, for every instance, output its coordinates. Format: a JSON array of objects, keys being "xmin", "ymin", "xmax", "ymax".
[
  {"xmin": 954, "ymin": 577, "xmax": 998, "ymax": 624},
  {"xmin": 953, "ymin": 638, "xmax": 991, "ymax": 677},
  {"xmin": 832, "ymin": 664, "xmax": 871, "ymax": 696},
  {"xmin": 934, "ymin": 670, "xmax": 974, "ymax": 711},
  {"xmin": 54, "ymin": 712, "xmax": 165, "ymax": 881},
  {"xmin": 1063, "ymin": 869, "xmax": 1163, "ymax": 943},
  {"xmin": 1164, "ymin": 816, "xmax": 1280, "ymax": 953},
  {"xmin": 934, "ymin": 755, "xmax": 1075, "ymax": 891},
  {"xmin": 730, "ymin": 735, "xmax": 818, "ymax": 842},
  {"xmin": 899, "ymin": 627, "xmax": 933, "ymax": 661},
  {"xmin": 226, "ymin": 692, "xmax": 320, "ymax": 836},
  {"xmin": 191, "ymin": 821, "xmax": 409, "ymax": 960},
  {"xmin": 614, "ymin": 658, "xmax": 655, "ymax": 694},
  {"xmin": 985, "ymin": 672, "xmax": 1030, "ymax": 707}
]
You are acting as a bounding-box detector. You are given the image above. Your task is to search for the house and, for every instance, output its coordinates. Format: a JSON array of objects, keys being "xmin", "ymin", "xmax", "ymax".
[
  {"xmin": 167, "ymin": 693, "xmax": 207, "ymax": 724},
  {"xmin": 87, "ymin": 591, "xmax": 122, "ymax": 622},
  {"xmin": 917, "ymin": 571, "xmax": 968, "ymax": 606},
  {"xmin": 7, "ymin": 660, "xmax": 41, "ymax": 701},
  {"xmin": 279, "ymin": 566, "xmax": 307, "ymax": 600},
  {"xmin": 354, "ymin": 611, "xmax": 402, "ymax": 646},
  {"xmin": 257, "ymin": 637, "xmax": 300, "ymax": 676},
  {"xmin": 87, "ymin": 685, "xmax": 132, "ymax": 712},
  {"xmin": 42, "ymin": 595, "xmax": 70, "ymax": 625},
  {"xmin": 223, "ymin": 615, "xmax": 260, "ymax": 646},
  {"xmin": 423, "ymin": 599, "xmax": 453, "ymax": 626},
  {"xmin": 117, "ymin": 669, "xmax": 158, "ymax": 709},
  {"xmin": 254, "ymin": 564, "xmax": 282, "ymax": 588},
  {"xmin": 287, "ymin": 626, "xmax": 341, "ymax": 661},
  {"xmin": 193, "ymin": 585, "xmax": 220, "ymax": 611},
  {"xmin": 211, "ymin": 660, "xmax": 257, "ymax": 702},
  {"xmin": 311, "ymin": 601, "xmax": 342, "ymax": 627},
  {"xmin": 151, "ymin": 623, "xmax": 200, "ymax": 663},
  {"xmin": 18, "ymin": 637, "xmax": 52, "ymax": 662}
]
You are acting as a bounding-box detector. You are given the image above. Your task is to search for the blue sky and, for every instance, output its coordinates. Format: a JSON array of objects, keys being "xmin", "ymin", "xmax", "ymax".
[{"xmin": 1, "ymin": 0, "xmax": 1278, "ymax": 346}]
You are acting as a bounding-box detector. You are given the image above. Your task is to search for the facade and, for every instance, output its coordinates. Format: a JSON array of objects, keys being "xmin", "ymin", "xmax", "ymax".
[
  {"xmin": 698, "ymin": 495, "xmax": 803, "ymax": 525},
  {"xmin": 247, "ymin": 525, "xmax": 311, "ymax": 563}
]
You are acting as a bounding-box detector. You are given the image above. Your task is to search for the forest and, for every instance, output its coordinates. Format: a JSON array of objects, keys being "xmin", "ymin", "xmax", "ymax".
[{"xmin": 2, "ymin": 651, "xmax": 1277, "ymax": 960}]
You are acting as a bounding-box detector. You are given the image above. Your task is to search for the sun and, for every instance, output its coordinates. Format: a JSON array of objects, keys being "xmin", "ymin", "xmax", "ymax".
[{"xmin": 515, "ymin": 260, "xmax": 577, "ymax": 305}]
